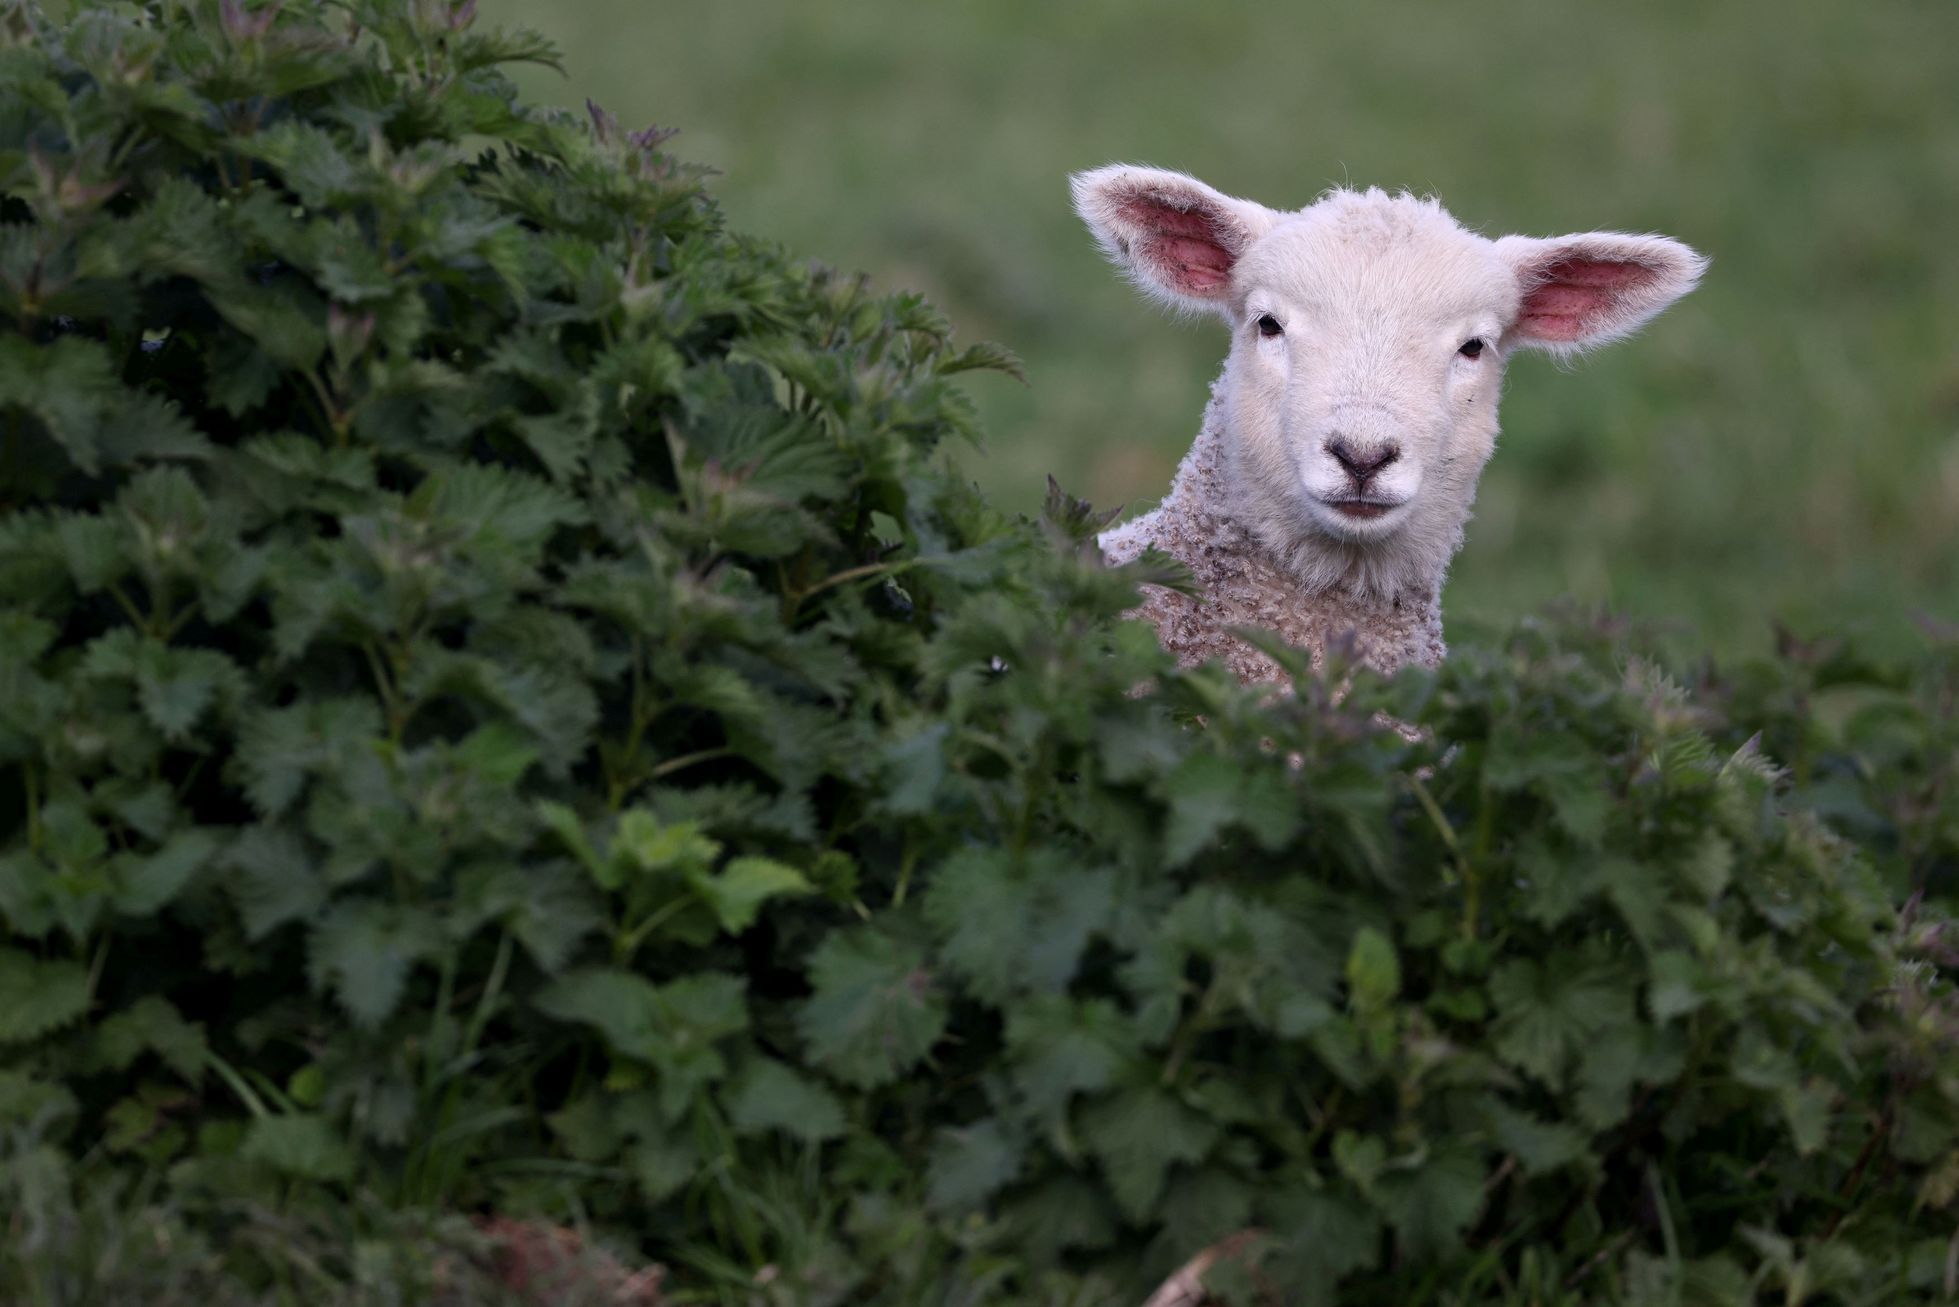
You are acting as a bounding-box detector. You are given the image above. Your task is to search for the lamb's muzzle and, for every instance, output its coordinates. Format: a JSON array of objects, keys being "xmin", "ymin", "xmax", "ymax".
[{"xmin": 1072, "ymin": 163, "xmax": 1706, "ymax": 683}]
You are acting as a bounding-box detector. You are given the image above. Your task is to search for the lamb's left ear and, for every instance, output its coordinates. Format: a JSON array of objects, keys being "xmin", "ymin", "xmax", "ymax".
[
  {"xmin": 1496, "ymin": 232, "xmax": 1707, "ymax": 352},
  {"xmin": 1071, "ymin": 164, "xmax": 1278, "ymax": 317}
]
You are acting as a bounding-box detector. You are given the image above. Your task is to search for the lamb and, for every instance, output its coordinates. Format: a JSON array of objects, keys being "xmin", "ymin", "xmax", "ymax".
[{"xmin": 1073, "ymin": 165, "xmax": 1706, "ymax": 684}]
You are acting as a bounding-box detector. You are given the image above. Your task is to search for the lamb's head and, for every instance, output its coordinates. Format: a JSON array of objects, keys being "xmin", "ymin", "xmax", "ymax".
[{"xmin": 1073, "ymin": 164, "xmax": 1706, "ymax": 599}]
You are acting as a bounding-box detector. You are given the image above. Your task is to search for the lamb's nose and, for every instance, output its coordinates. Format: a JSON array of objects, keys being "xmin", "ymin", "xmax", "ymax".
[{"xmin": 1327, "ymin": 438, "xmax": 1399, "ymax": 481}]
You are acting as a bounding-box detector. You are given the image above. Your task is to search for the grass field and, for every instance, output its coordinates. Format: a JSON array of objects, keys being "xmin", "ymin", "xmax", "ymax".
[{"xmin": 490, "ymin": 0, "xmax": 1959, "ymax": 657}]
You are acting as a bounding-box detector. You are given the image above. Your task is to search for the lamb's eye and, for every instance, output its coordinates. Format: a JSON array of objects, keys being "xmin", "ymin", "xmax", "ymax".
[
  {"xmin": 1458, "ymin": 338, "xmax": 1486, "ymax": 359},
  {"xmin": 1256, "ymin": 313, "xmax": 1284, "ymax": 338}
]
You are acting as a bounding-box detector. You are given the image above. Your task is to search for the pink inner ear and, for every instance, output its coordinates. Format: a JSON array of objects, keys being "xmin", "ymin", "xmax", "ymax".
[
  {"xmin": 1118, "ymin": 196, "xmax": 1237, "ymax": 295},
  {"xmin": 1518, "ymin": 257, "xmax": 1654, "ymax": 342}
]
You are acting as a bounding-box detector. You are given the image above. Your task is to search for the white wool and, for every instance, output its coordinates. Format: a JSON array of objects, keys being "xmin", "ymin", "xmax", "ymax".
[{"xmin": 1072, "ymin": 164, "xmax": 1706, "ymax": 681}]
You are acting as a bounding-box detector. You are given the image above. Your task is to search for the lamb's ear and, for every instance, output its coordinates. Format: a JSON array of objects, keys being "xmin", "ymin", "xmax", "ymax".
[
  {"xmin": 1496, "ymin": 232, "xmax": 1707, "ymax": 353},
  {"xmin": 1071, "ymin": 164, "xmax": 1278, "ymax": 316}
]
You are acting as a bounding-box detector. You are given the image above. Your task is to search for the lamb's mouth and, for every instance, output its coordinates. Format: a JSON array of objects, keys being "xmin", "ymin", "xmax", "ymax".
[{"xmin": 1321, "ymin": 498, "xmax": 1403, "ymax": 521}]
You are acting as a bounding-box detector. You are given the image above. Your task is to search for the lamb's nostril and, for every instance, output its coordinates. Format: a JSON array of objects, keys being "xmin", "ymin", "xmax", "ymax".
[{"xmin": 1327, "ymin": 438, "xmax": 1399, "ymax": 481}]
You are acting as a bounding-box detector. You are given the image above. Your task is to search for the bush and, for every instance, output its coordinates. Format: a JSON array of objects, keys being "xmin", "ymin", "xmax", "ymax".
[{"xmin": 3, "ymin": 3, "xmax": 1958, "ymax": 1303}]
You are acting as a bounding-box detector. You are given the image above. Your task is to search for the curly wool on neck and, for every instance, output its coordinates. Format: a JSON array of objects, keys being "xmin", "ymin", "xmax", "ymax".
[{"xmin": 1099, "ymin": 385, "xmax": 1447, "ymax": 685}]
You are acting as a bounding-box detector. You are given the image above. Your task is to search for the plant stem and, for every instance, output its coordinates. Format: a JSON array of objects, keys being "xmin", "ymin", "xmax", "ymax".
[{"xmin": 649, "ymin": 746, "xmax": 732, "ymax": 779}]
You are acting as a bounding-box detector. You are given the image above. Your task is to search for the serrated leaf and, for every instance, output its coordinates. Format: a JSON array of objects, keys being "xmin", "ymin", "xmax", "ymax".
[
  {"xmin": 726, "ymin": 1058, "xmax": 846, "ymax": 1143},
  {"xmin": 456, "ymin": 860, "xmax": 599, "ymax": 975},
  {"xmin": 630, "ymin": 1127, "xmax": 700, "ymax": 1203},
  {"xmin": 937, "ymin": 339, "xmax": 1025, "ymax": 383},
  {"xmin": 1489, "ymin": 951, "xmax": 1635, "ymax": 1087},
  {"xmin": 1265, "ymin": 1186, "xmax": 1383, "ymax": 1298},
  {"xmin": 1646, "ymin": 949, "xmax": 1708, "ymax": 1022},
  {"xmin": 609, "ymin": 811, "xmax": 720, "ymax": 888},
  {"xmin": 242, "ymin": 1115, "xmax": 355, "ymax": 1182},
  {"xmin": 1377, "ymin": 1148, "xmax": 1486, "ymax": 1263},
  {"xmin": 1779, "ymin": 1078, "xmax": 1834, "ymax": 1155},
  {"xmin": 1079, "ymin": 1086, "xmax": 1216, "ymax": 1221},
  {"xmin": 306, "ymin": 900, "xmax": 440, "ymax": 1028},
  {"xmin": 1486, "ymin": 1101, "xmax": 1588, "ymax": 1176},
  {"xmin": 1160, "ymin": 751, "xmax": 1301, "ymax": 866},
  {"xmin": 111, "ymin": 828, "xmax": 219, "ymax": 916},
  {"xmin": 0, "ymin": 949, "xmax": 89, "ymax": 1044},
  {"xmin": 225, "ymin": 824, "xmax": 326, "ymax": 938},
  {"xmin": 922, "ymin": 847, "xmax": 1112, "ymax": 1004},
  {"xmin": 0, "ymin": 336, "xmax": 115, "ymax": 474},
  {"xmin": 926, "ymin": 1117, "xmax": 1022, "ymax": 1213},
  {"xmin": 92, "ymin": 996, "xmax": 207, "ymax": 1083},
  {"xmin": 536, "ymin": 969, "xmax": 748, "ymax": 1069},
  {"xmin": 1345, "ymin": 926, "xmax": 1401, "ymax": 1011},
  {"xmin": 1005, "ymin": 995, "xmax": 1139, "ymax": 1118},
  {"xmin": 53, "ymin": 513, "xmax": 127, "ymax": 593},
  {"xmin": 453, "ymin": 721, "xmax": 537, "ymax": 786},
  {"xmin": 0, "ymin": 1069, "xmax": 78, "ymax": 1132},
  {"xmin": 690, "ymin": 855, "xmax": 810, "ymax": 934},
  {"xmin": 877, "ymin": 722, "xmax": 947, "ymax": 816},
  {"xmin": 233, "ymin": 697, "xmax": 384, "ymax": 818},
  {"xmin": 1332, "ymin": 1130, "xmax": 1387, "ymax": 1195},
  {"xmin": 795, "ymin": 926, "xmax": 946, "ymax": 1088}
]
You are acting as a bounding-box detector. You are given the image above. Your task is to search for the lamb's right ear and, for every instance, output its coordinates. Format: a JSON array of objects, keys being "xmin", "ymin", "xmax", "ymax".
[
  {"xmin": 1495, "ymin": 232, "xmax": 1707, "ymax": 354},
  {"xmin": 1071, "ymin": 165, "xmax": 1277, "ymax": 316}
]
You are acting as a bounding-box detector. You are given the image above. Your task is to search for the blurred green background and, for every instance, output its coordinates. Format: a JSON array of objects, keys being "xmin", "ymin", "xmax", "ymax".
[{"xmin": 490, "ymin": 0, "xmax": 1959, "ymax": 657}]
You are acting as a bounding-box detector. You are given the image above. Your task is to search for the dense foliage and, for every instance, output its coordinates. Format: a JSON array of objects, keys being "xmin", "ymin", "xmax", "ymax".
[{"xmin": 2, "ymin": 3, "xmax": 1958, "ymax": 1303}]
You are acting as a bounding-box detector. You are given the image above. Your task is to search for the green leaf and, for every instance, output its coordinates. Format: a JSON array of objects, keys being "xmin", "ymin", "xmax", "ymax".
[
  {"xmin": 242, "ymin": 1115, "xmax": 356, "ymax": 1183},
  {"xmin": 1489, "ymin": 950, "xmax": 1635, "ymax": 1087},
  {"xmin": 0, "ymin": 949, "xmax": 90, "ymax": 1044},
  {"xmin": 1265, "ymin": 1186, "xmax": 1383, "ymax": 1300},
  {"xmin": 689, "ymin": 855, "xmax": 810, "ymax": 934},
  {"xmin": 91, "ymin": 996, "xmax": 207, "ymax": 1083},
  {"xmin": 1485, "ymin": 1102, "xmax": 1588, "ymax": 1176},
  {"xmin": 922, "ymin": 848, "xmax": 1113, "ymax": 1003},
  {"xmin": 306, "ymin": 900, "xmax": 441, "ymax": 1028},
  {"xmin": 1778, "ymin": 1077, "xmax": 1835, "ymax": 1155},
  {"xmin": 0, "ymin": 1070, "xmax": 78, "ymax": 1132},
  {"xmin": 536, "ymin": 800, "xmax": 605, "ymax": 880},
  {"xmin": 629, "ymin": 1127, "xmax": 700, "ymax": 1204},
  {"xmin": 937, "ymin": 340, "xmax": 1026, "ymax": 383},
  {"xmin": 1574, "ymin": 1019, "xmax": 1687, "ymax": 1129},
  {"xmin": 1377, "ymin": 1148, "xmax": 1486, "ymax": 1263},
  {"xmin": 112, "ymin": 828, "xmax": 219, "ymax": 916},
  {"xmin": 53, "ymin": 513, "xmax": 129, "ymax": 592},
  {"xmin": 877, "ymin": 722, "xmax": 948, "ymax": 816},
  {"xmin": 0, "ymin": 336, "xmax": 116, "ymax": 474},
  {"xmin": 926, "ymin": 1118, "xmax": 1022, "ymax": 1213},
  {"xmin": 534, "ymin": 968, "xmax": 661, "ymax": 1059},
  {"xmin": 454, "ymin": 721, "xmax": 538, "ymax": 786},
  {"xmin": 796, "ymin": 926, "xmax": 947, "ymax": 1088},
  {"xmin": 1005, "ymin": 995, "xmax": 1139, "ymax": 1118},
  {"xmin": 233, "ymin": 698, "xmax": 385, "ymax": 818},
  {"xmin": 1160, "ymin": 752, "xmax": 1301, "ymax": 866},
  {"xmin": 1332, "ymin": 1130, "xmax": 1387, "ymax": 1196},
  {"xmin": 1345, "ymin": 926, "xmax": 1401, "ymax": 1011},
  {"xmin": 1079, "ymin": 1086, "xmax": 1217, "ymax": 1221},
  {"xmin": 225, "ymin": 825, "xmax": 326, "ymax": 939},
  {"xmin": 610, "ymin": 811, "xmax": 720, "ymax": 888},
  {"xmin": 726, "ymin": 1058, "xmax": 846, "ymax": 1144},
  {"xmin": 535, "ymin": 969, "xmax": 748, "ymax": 1068},
  {"xmin": 546, "ymin": 1093, "xmax": 619, "ymax": 1163},
  {"xmin": 1646, "ymin": 949, "xmax": 1709, "ymax": 1022},
  {"xmin": 999, "ymin": 1176, "xmax": 1121, "ymax": 1262}
]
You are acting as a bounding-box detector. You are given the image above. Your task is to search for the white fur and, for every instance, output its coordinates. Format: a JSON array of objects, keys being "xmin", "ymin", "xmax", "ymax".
[{"xmin": 1075, "ymin": 164, "xmax": 1705, "ymax": 679}]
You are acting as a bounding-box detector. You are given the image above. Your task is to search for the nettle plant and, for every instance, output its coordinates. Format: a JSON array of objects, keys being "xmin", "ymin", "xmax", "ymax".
[{"xmin": 2, "ymin": 2, "xmax": 1959, "ymax": 1304}]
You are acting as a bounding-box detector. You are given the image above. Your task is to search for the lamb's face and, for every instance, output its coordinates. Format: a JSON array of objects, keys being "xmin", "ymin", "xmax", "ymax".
[
  {"xmin": 1223, "ymin": 199, "xmax": 1512, "ymax": 554},
  {"xmin": 1072, "ymin": 165, "xmax": 1706, "ymax": 597}
]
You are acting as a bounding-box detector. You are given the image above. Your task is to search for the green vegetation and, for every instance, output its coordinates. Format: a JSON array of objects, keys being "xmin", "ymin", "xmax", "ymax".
[
  {"xmin": 4, "ymin": 3, "xmax": 1959, "ymax": 1305},
  {"xmin": 493, "ymin": 0, "xmax": 1959, "ymax": 657}
]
